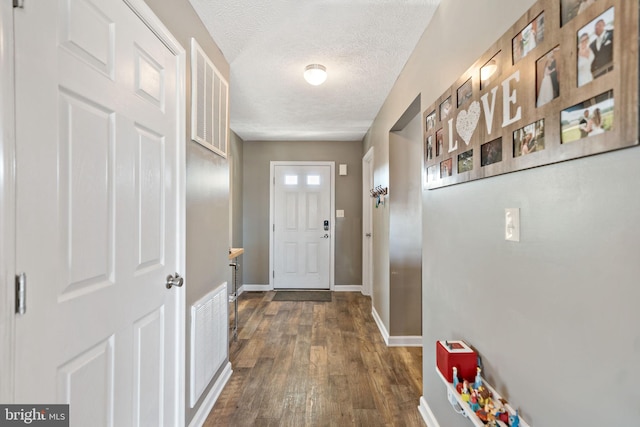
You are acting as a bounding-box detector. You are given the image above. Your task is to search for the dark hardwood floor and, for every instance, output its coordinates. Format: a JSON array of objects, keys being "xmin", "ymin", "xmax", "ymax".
[{"xmin": 205, "ymin": 291, "xmax": 424, "ymax": 426}]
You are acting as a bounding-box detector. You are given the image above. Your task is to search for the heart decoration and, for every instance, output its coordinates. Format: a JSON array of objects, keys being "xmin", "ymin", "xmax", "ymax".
[{"xmin": 456, "ymin": 100, "xmax": 481, "ymax": 145}]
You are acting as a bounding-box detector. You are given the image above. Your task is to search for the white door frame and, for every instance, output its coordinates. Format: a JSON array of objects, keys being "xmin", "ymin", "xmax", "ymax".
[
  {"xmin": 2, "ymin": 1, "xmax": 186, "ymax": 421},
  {"xmin": 0, "ymin": 0, "xmax": 16, "ymax": 404},
  {"xmin": 269, "ymin": 161, "xmax": 335, "ymax": 291},
  {"xmin": 362, "ymin": 147, "xmax": 374, "ymax": 298}
]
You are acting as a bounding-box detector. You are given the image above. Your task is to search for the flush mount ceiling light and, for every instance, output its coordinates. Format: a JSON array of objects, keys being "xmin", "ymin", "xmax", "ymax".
[{"xmin": 304, "ymin": 64, "xmax": 327, "ymax": 86}]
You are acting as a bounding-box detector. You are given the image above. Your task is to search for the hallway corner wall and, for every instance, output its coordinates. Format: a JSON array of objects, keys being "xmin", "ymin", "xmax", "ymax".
[{"xmin": 389, "ymin": 112, "xmax": 422, "ymax": 337}]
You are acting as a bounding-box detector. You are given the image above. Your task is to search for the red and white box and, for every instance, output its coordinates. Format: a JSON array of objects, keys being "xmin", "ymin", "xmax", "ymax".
[{"xmin": 436, "ymin": 340, "xmax": 477, "ymax": 383}]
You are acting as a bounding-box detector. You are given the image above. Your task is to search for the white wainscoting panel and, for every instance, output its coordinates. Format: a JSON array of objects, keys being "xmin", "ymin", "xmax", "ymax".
[{"xmin": 190, "ymin": 282, "xmax": 227, "ymax": 407}]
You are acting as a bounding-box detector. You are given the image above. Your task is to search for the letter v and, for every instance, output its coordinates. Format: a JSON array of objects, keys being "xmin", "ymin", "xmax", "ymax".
[{"xmin": 480, "ymin": 86, "xmax": 499, "ymax": 135}]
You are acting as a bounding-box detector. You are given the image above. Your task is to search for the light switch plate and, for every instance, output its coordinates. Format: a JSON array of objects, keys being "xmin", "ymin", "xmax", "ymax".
[
  {"xmin": 339, "ymin": 164, "xmax": 347, "ymax": 175},
  {"xmin": 505, "ymin": 208, "xmax": 520, "ymax": 242},
  {"xmin": 336, "ymin": 209, "xmax": 344, "ymax": 218}
]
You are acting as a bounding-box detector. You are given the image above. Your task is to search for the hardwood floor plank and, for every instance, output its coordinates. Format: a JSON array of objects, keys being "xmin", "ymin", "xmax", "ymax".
[
  {"xmin": 258, "ymin": 371, "xmax": 287, "ymax": 419},
  {"xmin": 207, "ymin": 291, "xmax": 424, "ymax": 426},
  {"xmin": 352, "ymin": 409, "xmax": 387, "ymax": 427},
  {"xmin": 238, "ymin": 357, "xmax": 274, "ymax": 408},
  {"xmin": 326, "ymin": 374, "xmax": 355, "ymax": 425}
]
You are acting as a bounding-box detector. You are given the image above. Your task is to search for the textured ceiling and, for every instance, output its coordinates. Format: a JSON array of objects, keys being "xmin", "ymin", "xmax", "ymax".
[{"xmin": 189, "ymin": 0, "xmax": 441, "ymax": 141}]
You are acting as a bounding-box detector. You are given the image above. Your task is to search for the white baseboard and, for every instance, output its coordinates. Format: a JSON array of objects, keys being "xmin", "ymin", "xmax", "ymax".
[
  {"xmin": 418, "ymin": 396, "xmax": 441, "ymax": 427},
  {"xmin": 240, "ymin": 284, "xmax": 362, "ymax": 293},
  {"xmin": 333, "ymin": 284, "xmax": 362, "ymax": 292},
  {"xmin": 371, "ymin": 306, "xmax": 390, "ymax": 346},
  {"xmin": 238, "ymin": 284, "xmax": 270, "ymax": 294},
  {"xmin": 388, "ymin": 335, "xmax": 423, "ymax": 347},
  {"xmin": 188, "ymin": 362, "xmax": 232, "ymax": 427},
  {"xmin": 371, "ymin": 307, "xmax": 422, "ymax": 347}
]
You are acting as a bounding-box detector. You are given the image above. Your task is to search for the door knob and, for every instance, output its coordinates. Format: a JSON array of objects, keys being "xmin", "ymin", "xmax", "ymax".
[
  {"xmin": 322, "ymin": 234, "xmax": 329, "ymax": 239},
  {"xmin": 365, "ymin": 233, "xmax": 372, "ymax": 237},
  {"xmin": 166, "ymin": 273, "xmax": 184, "ymax": 289}
]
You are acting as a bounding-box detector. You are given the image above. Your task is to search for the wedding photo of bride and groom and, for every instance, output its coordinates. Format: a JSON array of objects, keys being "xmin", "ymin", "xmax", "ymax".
[
  {"xmin": 536, "ymin": 47, "xmax": 560, "ymax": 108},
  {"xmin": 513, "ymin": 119, "xmax": 545, "ymax": 158},
  {"xmin": 577, "ymin": 7, "xmax": 614, "ymax": 88},
  {"xmin": 560, "ymin": 90, "xmax": 614, "ymax": 144}
]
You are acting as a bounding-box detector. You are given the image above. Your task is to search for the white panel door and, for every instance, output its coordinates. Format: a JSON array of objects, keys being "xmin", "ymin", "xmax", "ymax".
[
  {"xmin": 14, "ymin": 1, "xmax": 182, "ymax": 426},
  {"xmin": 362, "ymin": 148, "xmax": 374, "ymax": 297},
  {"xmin": 273, "ymin": 165, "xmax": 331, "ymax": 289}
]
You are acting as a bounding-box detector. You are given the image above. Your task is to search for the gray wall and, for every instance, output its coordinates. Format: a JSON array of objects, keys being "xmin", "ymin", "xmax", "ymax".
[
  {"xmin": 242, "ymin": 140, "xmax": 362, "ymax": 287},
  {"xmin": 229, "ymin": 131, "xmax": 244, "ymax": 290},
  {"xmin": 230, "ymin": 131, "xmax": 244, "ymax": 248},
  {"xmin": 389, "ymin": 112, "xmax": 422, "ymax": 336},
  {"xmin": 424, "ymin": 150, "xmax": 640, "ymax": 426},
  {"xmin": 142, "ymin": 1, "xmax": 230, "ymax": 424},
  {"xmin": 367, "ymin": 0, "xmax": 640, "ymax": 425}
]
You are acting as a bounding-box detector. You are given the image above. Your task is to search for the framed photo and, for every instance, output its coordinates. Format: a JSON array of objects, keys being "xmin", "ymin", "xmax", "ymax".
[
  {"xmin": 426, "ymin": 135, "xmax": 434, "ymax": 160},
  {"xmin": 512, "ymin": 12, "xmax": 545, "ymax": 64},
  {"xmin": 577, "ymin": 7, "xmax": 614, "ymax": 87},
  {"xmin": 435, "ymin": 128, "xmax": 444, "ymax": 157},
  {"xmin": 561, "ymin": 90, "xmax": 613, "ymax": 144},
  {"xmin": 440, "ymin": 158, "xmax": 453, "ymax": 178},
  {"xmin": 481, "ymin": 138, "xmax": 502, "ymax": 166},
  {"xmin": 427, "ymin": 164, "xmax": 439, "ymax": 182},
  {"xmin": 426, "ymin": 111, "xmax": 436, "ymax": 131},
  {"xmin": 480, "ymin": 52, "xmax": 501, "ymax": 90},
  {"xmin": 513, "ymin": 119, "xmax": 545, "ymax": 157},
  {"xmin": 457, "ymin": 78, "xmax": 473, "ymax": 108},
  {"xmin": 562, "ymin": 0, "xmax": 600, "ymax": 27},
  {"xmin": 536, "ymin": 46, "xmax": 560, "ymax": 107},
  {"xmin": 440, "ymin": 97, "xmax": 452, "ymax": 121},
  {"xmin": 458, "ymin": 150, "xmax": 473, "ymax": 173}
]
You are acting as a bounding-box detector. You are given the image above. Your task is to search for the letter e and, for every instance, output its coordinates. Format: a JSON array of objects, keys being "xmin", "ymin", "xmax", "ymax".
[{"xmin": 502, "ymin": 70, "xmax": 522, "ymax": 127}]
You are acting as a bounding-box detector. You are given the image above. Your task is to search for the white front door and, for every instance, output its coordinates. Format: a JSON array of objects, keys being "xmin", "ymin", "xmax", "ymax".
[
  {"xmin": 14, "ymin": 1, "xmax": 183, "ymax": 425},
  {"xmin": 273, "ymin": 164, "xmax": 332, "ymax": 289}
]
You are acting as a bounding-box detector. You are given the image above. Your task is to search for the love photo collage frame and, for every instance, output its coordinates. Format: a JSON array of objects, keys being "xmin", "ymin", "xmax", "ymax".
[{"xmin": 423, "ymin": 0, "xmax": 638, "ymax": 189}]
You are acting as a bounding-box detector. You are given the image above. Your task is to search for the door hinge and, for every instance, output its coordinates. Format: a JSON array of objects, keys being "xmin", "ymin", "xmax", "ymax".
[
  {"xmin": 273, "ymin": 224, "xmax": 275, "ymax": 232},
  {"xmin": 13, "ymin": 0, "xmax": 24, "ymax": 8},
  {"xmin": 272, "ymin": 271, "xmax": 275, "ymax": 278},
  {"xmin": 15, "ymin": 273, "xmax": 26, "ymax": 315}
]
